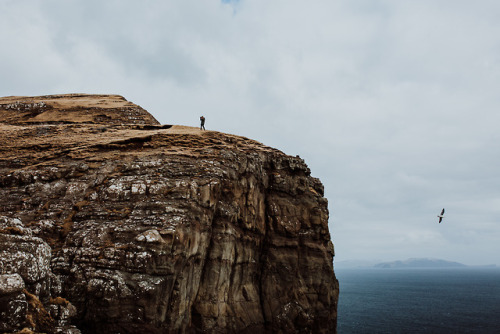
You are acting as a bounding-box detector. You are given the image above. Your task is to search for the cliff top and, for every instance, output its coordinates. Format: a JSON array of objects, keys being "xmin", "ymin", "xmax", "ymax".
[
  {"xmin": 0, "ymin": 94, "xmax": 160, "ymax": 125},
  {"xmin": 0, "ymin": 94, "xmax": 282, "ymax": 169}
]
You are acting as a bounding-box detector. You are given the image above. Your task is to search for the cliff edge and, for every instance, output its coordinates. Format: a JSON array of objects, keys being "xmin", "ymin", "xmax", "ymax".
[{"xmin": 0, "ymin": 94, "xmax": 338, "ymax": 333}]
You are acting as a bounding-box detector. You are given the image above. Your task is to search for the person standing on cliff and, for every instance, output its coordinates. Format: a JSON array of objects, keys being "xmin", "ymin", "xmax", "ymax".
[{"xmin": 200, "ymin": 116, "xmax": 205, "ymax": 130}]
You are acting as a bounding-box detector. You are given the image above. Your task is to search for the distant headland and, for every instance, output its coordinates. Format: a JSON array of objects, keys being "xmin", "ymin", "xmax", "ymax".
[
  {"xmin": 374, "ymin": 258, "xmax": 467, "ymax": 268},
  {"xmin": 336, "ymin": 258, "xmax": 497, "ymax": 269}
]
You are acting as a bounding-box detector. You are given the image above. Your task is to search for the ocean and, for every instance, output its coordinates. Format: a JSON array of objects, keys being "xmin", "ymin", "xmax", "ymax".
[{"xmin": 335, "ymin": 268, "xmax": 500, "ymax": 334}]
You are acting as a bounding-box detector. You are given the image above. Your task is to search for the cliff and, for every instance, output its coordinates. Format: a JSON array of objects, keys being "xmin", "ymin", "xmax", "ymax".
[{"xmin": 0, "ymin": 94, "xmax": 338, "ymax": 334}]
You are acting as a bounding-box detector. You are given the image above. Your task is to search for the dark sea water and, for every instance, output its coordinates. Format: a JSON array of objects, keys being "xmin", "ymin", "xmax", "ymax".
[{"xmin": 335, "ymin": 268, "xmax": 500, "ymax": 334}]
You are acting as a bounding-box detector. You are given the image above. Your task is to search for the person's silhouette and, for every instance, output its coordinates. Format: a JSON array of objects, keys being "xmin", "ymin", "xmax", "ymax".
[{"xmin": 200, "ymin": 116, "xmax": 205, "ymax": 130}]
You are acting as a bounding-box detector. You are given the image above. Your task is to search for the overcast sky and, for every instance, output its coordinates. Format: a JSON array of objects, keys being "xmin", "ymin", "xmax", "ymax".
[{"xmin": 2, "ymin": 0, "xmax": 500, "ymax": 266}]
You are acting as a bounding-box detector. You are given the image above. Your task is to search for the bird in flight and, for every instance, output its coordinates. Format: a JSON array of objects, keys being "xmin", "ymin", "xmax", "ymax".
[{"xmin": 437, "ymin": 208, "xmax": 445, "ymax": 223}]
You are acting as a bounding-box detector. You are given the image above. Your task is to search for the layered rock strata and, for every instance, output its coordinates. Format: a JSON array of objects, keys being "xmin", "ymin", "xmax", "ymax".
[{"xmin": 0, "ymin": 94, "xmax": 338, "ymax": 333}]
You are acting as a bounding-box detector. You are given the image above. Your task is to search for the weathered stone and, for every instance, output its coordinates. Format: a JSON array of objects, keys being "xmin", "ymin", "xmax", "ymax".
[
  {"xmin": 135, "ymin": 229, "xmax": 164, "ymax": 243},
  {"xmin": 0, "ymin": 218, "xmax": 77, "ymax": 333},
  {"xmin": 0, "ymin": 94, "xmax": 339, "ymax": 333},
  {"xmin": 0, "ymin": 233, "xmax": 51, "ymax": 284},
  {"xmin": 0, "ymin": 274, "xmax": 25, "ymax": 295},
  {"xmin": 0, "ymin": 216, "xmax": 33, "ymax": 237},
  {"xmin": 47, "ymin": 297, "xmax": 78, "ymax": 328},
  {"xmin": 0, "ymin": 291, "xmax": 27, "ymax": 332}
]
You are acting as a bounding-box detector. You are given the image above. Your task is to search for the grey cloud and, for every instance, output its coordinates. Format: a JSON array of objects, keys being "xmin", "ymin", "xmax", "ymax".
[{"xmin": 1, "ymin": 0, "xmax": 499, "ymax": 265}]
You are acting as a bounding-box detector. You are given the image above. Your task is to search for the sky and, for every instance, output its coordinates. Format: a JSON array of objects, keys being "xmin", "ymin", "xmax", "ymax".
[{"xmin": 1, "ymin": 0, "xmax": 500, "ymax": 266}]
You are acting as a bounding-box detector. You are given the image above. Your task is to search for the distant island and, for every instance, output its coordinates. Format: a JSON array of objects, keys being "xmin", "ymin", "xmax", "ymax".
[
  {"xmin": 335, "ymin": 258, "xmax": 498, "ymax": 269},
  {"xmin": 374, "ymin": 258, "xmax": 467, "ymax": 269}
]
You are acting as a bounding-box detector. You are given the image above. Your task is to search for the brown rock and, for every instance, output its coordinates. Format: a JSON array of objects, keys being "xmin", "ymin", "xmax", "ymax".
[
  {"xmin": 0, "ymin": 274, "xmax": 27, "ymax": 333},
  {"xmin": 0, "ymin": 94, "xmax": 159, "ymax": 125},
  {"xmin": 0, "ymin": 94, "xmax": 338, "ymax": 333},
  {"xmin": 0, "ymin": 216, "xmax": 79, "ymax": 333}
]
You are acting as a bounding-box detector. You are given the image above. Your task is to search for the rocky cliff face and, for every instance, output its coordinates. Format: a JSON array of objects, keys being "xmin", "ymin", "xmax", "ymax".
[{"xmin": 0, "ymin": 94, "xmax": 338, "ymax": 333}]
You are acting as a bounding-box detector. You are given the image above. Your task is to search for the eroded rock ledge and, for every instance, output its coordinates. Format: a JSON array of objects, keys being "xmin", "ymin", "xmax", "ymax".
[{"xmin": 0, "ymin": 94, "xmax": 338, "ymax": 334}]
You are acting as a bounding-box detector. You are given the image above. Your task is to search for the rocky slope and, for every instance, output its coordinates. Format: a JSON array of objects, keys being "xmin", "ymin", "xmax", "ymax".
[{"xmin": 0, "ymin": 94, "xmax": 338, "ymax": 333}]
